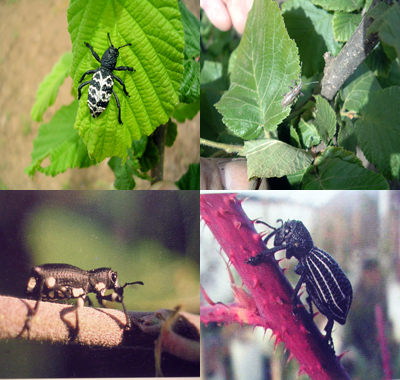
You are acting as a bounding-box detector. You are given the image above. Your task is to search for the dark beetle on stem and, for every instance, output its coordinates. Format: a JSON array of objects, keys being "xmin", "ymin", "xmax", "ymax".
[
  {"xmin": 246, "ymin": 219, "xmax": 352, "ymax": 351},
  {"xmin": 24, "ymin": 264, "xmax": 143, "ymax": 334}
]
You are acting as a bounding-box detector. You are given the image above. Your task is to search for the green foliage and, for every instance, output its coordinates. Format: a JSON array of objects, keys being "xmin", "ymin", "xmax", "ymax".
[
  {"xmin": 26, "ymin": 101, "xmax": 96, "ymax": 177},
  {"xmin": 108, "ymin": 137, "xmax": 151, "ymax": 190},
  {"xmin": 216, "ymin": 0, "xmax": 299, "ymax": 139},
  {"xmin": 176, "ymin": 163, "xmax": 200, "ymax": 190},
  {"xmin": 179, "ymin": 0, "xmax": 200, "ymax": 103},
  {"xmin": 201, "ymin": 0, "xmax": 399, "ymax": 189},
  {"xmin": 332, "ymin": 12, "xmax": 362, "ymax": 42},
  {"xmin": 27, "ymin": 0, "xmax": 200, "ymax": 189},
  {"xmin": 68, "ymin": 0, "xmax": 184, "ymax": 163},
  {"xmin": 31, "ymin": 52, "xmax": 72, "ymax": 122}
]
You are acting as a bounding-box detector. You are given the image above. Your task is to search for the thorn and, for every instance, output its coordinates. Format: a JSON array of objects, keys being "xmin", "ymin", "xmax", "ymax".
[
  {"xmin": 201, "ymin": 285, "xmax": 216, "ymax": 306},
  {"xmin": 337, "ymin": 350, "xmax": 349, "ymax": 361},
  {"xmin": 233, "ymin": 221, "xmax": 242, "ymax": 230}
]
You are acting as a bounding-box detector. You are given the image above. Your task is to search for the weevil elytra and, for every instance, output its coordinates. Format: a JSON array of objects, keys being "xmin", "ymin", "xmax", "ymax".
[
  {"xmin": 24, "ymin": 264, "xmax": 143, "ymax": 334},
  {"xmin": 246, "ymin": 220, "xmax": 352, "ymax": 352}
]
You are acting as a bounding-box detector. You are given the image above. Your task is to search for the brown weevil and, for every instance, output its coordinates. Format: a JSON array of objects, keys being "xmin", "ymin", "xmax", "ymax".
[{"xmin": 281, "ymin": 63, "xmax": 318, "ymax": 109}]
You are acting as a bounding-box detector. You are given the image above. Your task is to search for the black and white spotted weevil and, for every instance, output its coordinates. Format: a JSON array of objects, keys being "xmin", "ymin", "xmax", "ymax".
[
  {"xmin": 77, "ymin": 33, "xmax": 135, "ymax": 124},
  {"xmin": 246, "ymin": 220, "xmax": 352, "ymax": 350},
  {"xmin": 25, "ymin": 264, "xmax": 143, "ymax": 332}
]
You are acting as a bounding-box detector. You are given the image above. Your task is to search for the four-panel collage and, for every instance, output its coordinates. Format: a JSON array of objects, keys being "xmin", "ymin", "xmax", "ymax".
[{"xmin": 1, "ymin": 0, "xmax": 400, "ymax": 379}]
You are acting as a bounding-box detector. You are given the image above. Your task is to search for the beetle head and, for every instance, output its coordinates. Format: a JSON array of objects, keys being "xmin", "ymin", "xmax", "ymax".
[
  {"xmin": 101, "ymin": 33, "xmax": 132, "ymax": 70},
  {"xmin": 276, "ymin": 220, "xmax": 314, "ymax": 259}
]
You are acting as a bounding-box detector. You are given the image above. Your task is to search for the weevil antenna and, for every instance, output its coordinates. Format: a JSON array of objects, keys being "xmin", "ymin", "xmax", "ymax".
[
  {"xmin": 118, "ymin": 43, "xmax": 132, "ymax": 50},
  {"xmin": 123, "ymin": 281, "xmax": 144, "ymax": 288},
  {"xmin": 107, "ymin": 32, "xmax": 113, "ymax": 47}
]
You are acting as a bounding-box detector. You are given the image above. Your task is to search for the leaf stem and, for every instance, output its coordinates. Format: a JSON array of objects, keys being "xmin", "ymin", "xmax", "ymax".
[{"xmin": 200, "ymin": 138, "xmax": 243, "ymax": 153}]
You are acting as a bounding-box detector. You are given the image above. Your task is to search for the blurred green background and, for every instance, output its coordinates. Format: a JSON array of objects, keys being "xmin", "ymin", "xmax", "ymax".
[{"xmin": 0, "ymin": 190, "xmax": 199, "ymax": 377}]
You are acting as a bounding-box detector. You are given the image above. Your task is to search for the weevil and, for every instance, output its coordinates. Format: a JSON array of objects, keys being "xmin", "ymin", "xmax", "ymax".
[
  {"xmin": 246, "ymin": 219, "xmax": 352, "ymax": 350},
  {"xmin": 281, "ymin": 64, "xmax": 318, "ymax": 109},
  {"xmin": 281, "ymin": 73, "xmax": 304, "ymax": 109},
  {"xmin": 77, "ymin": 33, "xmax": 135, "ymax": 124},
  {"xmin": 24, "ymin": 264, "xmax": 143, "ymax": 333}
]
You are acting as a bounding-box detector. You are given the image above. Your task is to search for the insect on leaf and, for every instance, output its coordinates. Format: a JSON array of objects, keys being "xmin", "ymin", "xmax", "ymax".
[{"xmin": 215, "ymin": 0, "xmax": 300, "ymax": 140}]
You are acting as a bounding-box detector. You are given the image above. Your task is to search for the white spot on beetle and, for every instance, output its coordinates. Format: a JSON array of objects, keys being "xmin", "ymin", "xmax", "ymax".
[
  {"xmin": 95, "ymin": 282, "xmax": 106, "ymax": 292},
  {"xmin": 27, "ymin": 277, "xmax": 36, "ymax": 291},
  {"xmin": 45, "ymin": 276, "xmax": 56, "ymax": 289},
  {"xmin": 111, "ymin": 293, "xmax": 118, "ymax": 302},
  {"xmin": 72, "ymin": 288, "xmax": 85, "ymax": 298}
]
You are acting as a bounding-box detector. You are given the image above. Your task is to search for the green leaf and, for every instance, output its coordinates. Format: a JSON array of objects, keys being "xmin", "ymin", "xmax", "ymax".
[
  {"xmin": 378, "ymin": 58, "xmax": 400, "ymax": 88},
  {"xmin": 178, "ymin": 2, "xmax": 200, "ymax": 104},
  {"xmin": 366, "ymin": 2, "xmax": 390, "ymax": 19},
  {"xmin": 338, "ymin": 119, "xmax": 358, "ymax": 154},
  {"xmin": 175, "ymin": 163, "xmax": 200, "ymax": 190},
  {"xmin": 67, "ymin": 0, "xmax": 184, "ymax": 163},
  {"xmin": 173, "ymin": 98, "xmax": 200, "ymax": 122},
  {"xmin": 216, "ymin": 0, "xmax": 300, "ymax": 140},
  {"xmin": 365, "ymin": 44, "xmax": 393, "ymax": 78},
  {"xmin": 25, "ymin": 100, "xmax": 96, "ymax": 177},
  {"xmin": 282, "ymin": 0, "xmax": 342, "ymax": 77},
  {"xmin": 332, "ymin": 12, "xmax": 362, "ymax": 42},
  {"xmin": 342, "ymin": 62, "xmax": 381, "ymax": 112},
  {"xmin": 313, "ymin": 95, "xmax": 337, "ymax": 144},
  {"xmin": 354, "ymin": 86, "xmax": 400, "ymax": 180},
  {"xmin": 301, "ymin": 147, "xmax": 389, "ymax": 189},
  {"xmin": 131, "ymin": 135, "xmax": 148, "ymax": 158},
  {"xmin": 200, "ymin": 60, "xmax": 224, "ymax": 85},
  {"xmin": 139, "ymin": 138, "xmax": 159, "ymax": 172},
  {"xmin": 166, "ymin": 119, "xmax": 178, "ymax": 147},
  {"xmin": 108, "ymin": 156, "xmax": 137, "ymax": 190},
  {"xmin": 108, "ymin": 145, "xmax": 152, "ymax": 190},
  {"xmin": 378, "ymin": 3, "xmax": 400, "ymax": 64},
  {"xmin": 297, "ymin": 118, "xmax": 321, "ymax": 148},
  {"xmin": 179, "ymin": 60, "xmax": 200, "ymax": 103},
  {"xmin": 179, "ymin": 0, "xmax": 200, "ymax": 59},
  {"xmin": 31, "ymin": 52, "xmax": 72, "ymax": 122},
  {"xmin": 310, "ymin": 0, "xmax": 364, "ymax": 12},
  {"xmin": 240, "ymin": 139, "xmax": 313, "ymax": 178}
]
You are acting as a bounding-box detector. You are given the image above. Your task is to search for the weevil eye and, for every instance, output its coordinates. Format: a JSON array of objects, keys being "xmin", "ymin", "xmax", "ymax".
[{"xmin": 111, "ymin": 272, "xmax": 118, "ymax": 283}]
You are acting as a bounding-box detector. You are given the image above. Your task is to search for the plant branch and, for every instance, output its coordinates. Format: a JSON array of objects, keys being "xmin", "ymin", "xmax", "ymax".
[
  {"xmin": 321, "ymin": 0, "xmax": 383, "ymax": 100},
  {"xmin": 200, "ymin": 194, "xmax": 350, "ymax": 380},
  {"xmin": 151, "ymin": 123, "xmax": 167, "ymax": 184},
  {"xmin": 0, "ymin": 295, "xmax": 158, "ymax": 347}
]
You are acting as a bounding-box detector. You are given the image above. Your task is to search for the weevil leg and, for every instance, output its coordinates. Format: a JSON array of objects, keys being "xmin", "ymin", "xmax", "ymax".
[
  {"xmin": 20, "ymin": 278, "xmax": 45, "ymax": 337},
  {"xmin": 97, "ymin": 292, "xmax": 142, "ymax": 331},
  {"xmin": 306, "ymin": 296, "xmax": 314, "ymax": 315},
  {"xmin": 84, "ymin": 42, "xmax": 101, "ymax": 63},
  {"xmin": 77, "ymin": 80, "xmax": 91, "ymax": 99},
  {"xmin": 113, "ymin": 74, "xmax": 130, "ymax": 97},
  {"xmin": 291, "ymin": 272, "xmax": 307, "ymax": 317},
  {"xmin": 112, "ymin": 89, "xmax": 123, "ymax": 124},
  {"xmin": 78, "ymin": 68, "xmax": 99, "ymax": 84},
  {"xmin": 324, "ymin": 317, "xmax": 335, "ymax": 351},
  {"xmin": 246, "ymin": 244, "xmax": 288, "ymax": 265}
]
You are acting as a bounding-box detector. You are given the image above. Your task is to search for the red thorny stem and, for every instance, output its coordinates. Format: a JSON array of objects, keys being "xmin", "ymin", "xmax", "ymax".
[
  {"xmin": 375, "ymin": 304, "xmax": 393, "ymax": 380},
  {"xmin": 200, "ymin": 193, "xmax": 350, "ymax": 380}
]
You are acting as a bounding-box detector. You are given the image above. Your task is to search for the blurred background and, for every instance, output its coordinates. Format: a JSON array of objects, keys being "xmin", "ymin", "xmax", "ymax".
[
  {"xmin": 201, "ymin": 190, "xmax": 400, "ymax": 380},
  {"xmin": 0, "ymin": 190, "xmax": 199, "ymax": 377}
]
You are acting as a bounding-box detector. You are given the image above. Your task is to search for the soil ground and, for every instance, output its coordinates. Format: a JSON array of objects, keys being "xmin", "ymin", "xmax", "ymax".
[{"xmin": 0, "ymin": 0, "xmax": 200, "ymax": 190}]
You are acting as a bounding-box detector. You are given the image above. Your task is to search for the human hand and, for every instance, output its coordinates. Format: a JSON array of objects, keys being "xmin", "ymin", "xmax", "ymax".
[{"xmin": 200, "ymin": 0, "xmax": 254, "ymax": 34}]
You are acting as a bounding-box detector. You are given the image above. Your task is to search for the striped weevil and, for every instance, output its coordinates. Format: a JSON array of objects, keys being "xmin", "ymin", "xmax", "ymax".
[
  {"xmin": 24, "ymin": 264, "xmax": 144, "ymax": 335},
  {"xmin": 246, "ymin": 220, "xmax": 352, "ymax": 351},
  {"xmin": 281, "ymin": 63, "xmax": 318, "ymax": 109}
]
